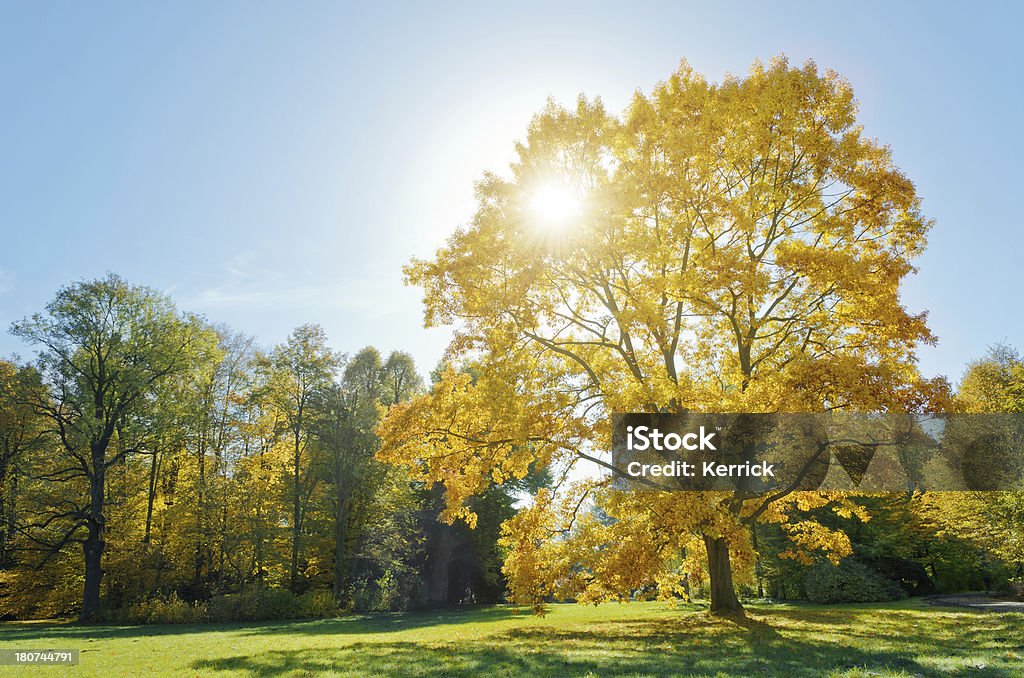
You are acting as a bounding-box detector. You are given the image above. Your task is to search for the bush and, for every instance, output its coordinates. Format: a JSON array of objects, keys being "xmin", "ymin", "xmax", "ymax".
[
  {"xmin": 207, "ymin": 587, "xmax": 339, "ymax": 622},
  {"xmin": 860, "ymin": 555, "xmax": 935, "ymax": 595},
  {"xmin": 125, "ymin": 593, "xmax": 206, "ymax": 624},
  {"xmin": 1009, "ymin": 577, "xmax": 1024, "ymax": 600},
  {"xmin": 297, "ymin": 589, "xmax": 340, "ymax": 618},
  {"xmin": 803, "ymin": 559, "xmax": 905, "ymax": 604},
  {"xmin": 207, "ymin": 588, "xmax": 297, "ymax": 622},
  {"xmin": 352, "ymin": 571, "xmax": 414, "ymax": 613},
  {"xmin": 0, "ymin": 563, "xmax": 82, "ymax": 620},
  {"xmin": 204, "ymin": 592, "xmax": 243, "ymax": 622},
  {"xmin": 104, "ymin": 587, "xmax": 341, "ymax": 625}
]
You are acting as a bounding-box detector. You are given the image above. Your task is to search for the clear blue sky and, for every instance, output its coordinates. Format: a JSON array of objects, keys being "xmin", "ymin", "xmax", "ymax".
[{"xmin": 1, "ymin": 1, "xmax": 1021, "ymax": 383}]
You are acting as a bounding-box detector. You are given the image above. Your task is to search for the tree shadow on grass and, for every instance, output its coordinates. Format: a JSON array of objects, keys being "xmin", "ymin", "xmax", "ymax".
[
  {"xmin": 0, "ymin": 620, "xmax": 235, "ymax": 643},
  {"xmin": 237, "ymin": 606, "xmax": 523, "ymax": 637},
  {"xmin": 0, "ymin": 606, "xmax": 520, "ymax": 643},
  {"xmin": 750, "ymin": 605, "xmax": 1024, "ymax": 655},
  {"xmin": 187, "ymin": 639, "xmax": 918, "ymax": 677},
  {"xmin": 189, "ymin": 613, "xmax": 1009, "ymax": 677}
]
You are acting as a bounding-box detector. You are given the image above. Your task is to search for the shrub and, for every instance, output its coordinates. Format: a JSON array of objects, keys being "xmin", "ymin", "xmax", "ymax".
[
  {"xmin": 251, "ymin": 587, "xmax": 304, "ymax": 619},
  {"xmin": 0, "ymin": 563, "xmax": 82, "ymax": 620},
  {"xmin": 1009, "ymin": 577, "xmax": 1024, "ymax": 600},
  {"xmin": 297, "ymin": 589, "xmax": 340, "ymax": 618},
  {"xmin": 104, "ymin": 587, "xmax": 341, "ymax": 624},
  {"xmin": 803, "ymin": 559, "xmax": 905, "ymax": 604},
  {"xmin": 207, "ymin": 588, "xmax": 298, "ymax": 622},
  {"xmin": 859, "ymin": 555, "xmax": 935, "ymax": 595},
  {"xmin": 125, "ymin": 593, "xmax": 206, "ymax": 624},
  {"xmin": 206, "ymin": 587, "xmax": 338, "ymax": 622},
  {"xmin": 204, "ymin": 592, "xmax": 244, "ymax": 622},
  {"xmin": 352, "ymin": 571, "xmax": 414, "ymax": 613}
]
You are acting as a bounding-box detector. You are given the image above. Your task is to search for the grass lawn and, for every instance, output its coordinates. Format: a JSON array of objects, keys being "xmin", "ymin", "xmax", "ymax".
[{"xmin": 0, "ymin": 599, "xmax": 1022, "ymax": 677}]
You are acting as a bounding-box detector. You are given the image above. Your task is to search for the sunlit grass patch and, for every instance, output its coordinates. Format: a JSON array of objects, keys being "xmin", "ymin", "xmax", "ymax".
[{"xmin": 0, "ymin": 600, "xmax": 1021, "ymax": 676}]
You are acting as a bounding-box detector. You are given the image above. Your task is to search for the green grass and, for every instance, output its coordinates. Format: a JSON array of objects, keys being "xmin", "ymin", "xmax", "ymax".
[{"xmin": 0, "ymin": 599, "xmax": 1022, "ymax": 676}]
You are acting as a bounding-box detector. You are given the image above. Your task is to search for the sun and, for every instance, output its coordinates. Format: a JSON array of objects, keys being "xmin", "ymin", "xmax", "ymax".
[{"xmin": 528, "ymin": 183, "xmax": 582, "ymax": 231}]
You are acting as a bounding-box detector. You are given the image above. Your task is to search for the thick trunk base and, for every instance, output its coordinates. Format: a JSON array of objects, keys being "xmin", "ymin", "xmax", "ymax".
[
  {"xmin": 703, "ymin": 535, "xmax": 745, "ymax": 617},
  {"xmin": 427, "ymin": 524, "xmax": 454, "ymax": 606},
  {"xmin": 80, "ymin": 537, "xmax": 103, "ymax": 623}
]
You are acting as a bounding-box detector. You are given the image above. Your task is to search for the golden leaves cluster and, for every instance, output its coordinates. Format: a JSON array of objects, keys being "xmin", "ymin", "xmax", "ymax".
[{"xmin": 379, "ymin": 55, "xmax": 949, "ymax": 602}]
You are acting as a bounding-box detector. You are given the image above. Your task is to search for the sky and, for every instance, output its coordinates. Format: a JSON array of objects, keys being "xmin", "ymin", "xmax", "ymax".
[{"xmin": 1, "ymin": 1, "xmax": 1021, "ymax": 383}]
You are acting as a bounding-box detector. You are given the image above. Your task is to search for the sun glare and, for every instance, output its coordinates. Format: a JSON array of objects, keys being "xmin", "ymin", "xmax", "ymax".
[{"xmin": 528, "ymin": 184, "xmax": 582, "ymax": 230}]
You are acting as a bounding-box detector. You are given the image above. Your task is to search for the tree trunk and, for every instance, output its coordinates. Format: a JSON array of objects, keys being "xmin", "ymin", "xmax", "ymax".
[
  {"xmin": 427, "ymin": 524, "xmax": 454, "ymax": 606},
  {"xmin": 143, "ymin": 448, "xmax": 159, "ymax": 544},
  {"xmin": 193, "ymin": 442, "xmax": 206, "ymax": 588},
  {"xmin": 333, "ymin": 487, "xmax": 350, "ymax": 600},
  {"xmin": 751, "ymin": 523, "xmax": 764, "ymax": 598},
  {"xmin": 81, "ymin": 450, "xmax": 106, "ymax": 622},
  {"xmin": 290, "ymin": 441, "xmax": 301, "ymax": 593},
  {"xmin": 703, "ymin": 535, "xmax": 744, "ymax": 616},
  {"xmin": 0, "ymin": 466, "xmax": 15, "ymax": 567}
]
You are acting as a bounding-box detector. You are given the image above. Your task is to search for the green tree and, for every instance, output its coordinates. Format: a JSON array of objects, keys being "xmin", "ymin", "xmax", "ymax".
[
  {"xmin": 316, "ymin": 348, "xmax": 424, "ymax": 600},
  {"xmin": 258, "ymin": 324, "xmax": 339, "ymax": 593},
  {"xmin": 381, "ymin": 351, "xmax": 423, "ymax": 406},
  {"xmin": 959, "ymin": 344, "xmax": 1024, "ymax": 413},
  {"xmin": 0, "ymin": 362, "xmax": 47, "ymax": 567},
  {"xmin": 942, "ymin": 345, "xmax": 1024, "ymax": 577},
  {"xmin": 10, "ymin": 274, "xmax": 212, "ymax": 621}
]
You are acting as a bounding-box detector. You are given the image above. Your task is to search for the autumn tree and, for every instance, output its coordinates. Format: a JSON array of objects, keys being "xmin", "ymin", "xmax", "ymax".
[
  {"xmin": 0, "ymin": 280, "xmax": 448, "ymax": 617},
  {"xmin": 930, "ymin": 345, "xmax": 1024, "ymax": 579},
  {"xmin": 378, "ymin": 57, "xmax": 946, "ymax": 615},
  {"xmin": 258, "ymin": 324, "xmax": 339, "ymax": 593},
  {"xmin": 314, "ymin": 348, "xmax": 424, "ymax": 600},
  {"xmin": 10, "ymin": 275, "xmax": 213, "ymax": 621},
  {"xmin": 958, "ymin": 344, "xmax": 1024, "ymax": 414},
  {"xmin": 177, "ymin": 326, "xmax": 257, "ymax": 593},
  {"xmin": 0, "ymin": 362, "xmax": 47, "ymax": 567},
  {"xmin": 223, "ymin": 368, "xmax": 288, "ymax": 591},
  {"xmin": 316, "ymin": 347, "xmax": 384, "ymax": 598}
]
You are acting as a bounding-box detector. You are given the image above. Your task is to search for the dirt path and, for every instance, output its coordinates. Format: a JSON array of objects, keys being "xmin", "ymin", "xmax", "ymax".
[{"xmin": 928, "ymin": 594, "xmax": 1024, "ymax": 613}]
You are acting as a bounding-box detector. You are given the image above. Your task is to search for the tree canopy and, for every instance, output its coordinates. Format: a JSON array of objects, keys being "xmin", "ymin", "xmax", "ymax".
[
  {"xmin": 378, "ymin": 56, "xmax": 949, "ymax": 614},
  {"xmin": 10, "ymin": 274, "xmax": 213, "ymax": 620}
]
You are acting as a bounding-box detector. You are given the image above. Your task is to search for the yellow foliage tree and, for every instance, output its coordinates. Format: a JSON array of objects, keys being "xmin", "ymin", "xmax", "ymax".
[{"xmin": 378, "ymin": 57, "xmax": 947, "ymax": 615}]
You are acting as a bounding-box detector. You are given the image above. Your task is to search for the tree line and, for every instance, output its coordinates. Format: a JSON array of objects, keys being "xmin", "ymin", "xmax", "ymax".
[
  {"xmin": 3, "ymin": 56, "xmax": 1023, "ymax": 623},
  {"xmin": 0, "ymin": 275, "xmax": 1021, "ymax": 623},
  {"xmin": 0, "ymin": 274, "xmax": 537, "ymax": 622}
]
